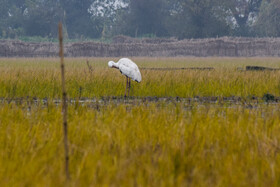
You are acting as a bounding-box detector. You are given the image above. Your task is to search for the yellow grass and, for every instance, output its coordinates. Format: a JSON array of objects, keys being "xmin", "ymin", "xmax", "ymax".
[
  {"xmin": 1, "ymin": 57, "xmax": 280, "ymax": 186},
  {"xmin": 0, "ymin": 57, "xmax": 280, "ymax": 98},
  {"xmin": 1, "ymin": 102, "xmax": 280, "ymax": 186}
]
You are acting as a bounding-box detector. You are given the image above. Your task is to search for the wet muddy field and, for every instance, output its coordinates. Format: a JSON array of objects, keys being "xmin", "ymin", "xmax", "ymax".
[{"xmin": 1, "ymin": 95, "xmax": 279, "ymax": 109}]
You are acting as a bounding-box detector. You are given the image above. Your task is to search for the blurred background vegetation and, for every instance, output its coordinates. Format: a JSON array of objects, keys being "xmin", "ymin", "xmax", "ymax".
[{"xmin": 0, "ymin": 0, "xmax": 279, "ymax": 42}]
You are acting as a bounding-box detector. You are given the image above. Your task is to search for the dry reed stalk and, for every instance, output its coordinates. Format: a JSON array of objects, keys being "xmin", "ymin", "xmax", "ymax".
[
  {"xmin": 86, "ymin": 60, "xmax": 93, "ymax": 74},
  {"xmin": 59, "ymin": 22, "xmax": 70, "ymax": 180}
]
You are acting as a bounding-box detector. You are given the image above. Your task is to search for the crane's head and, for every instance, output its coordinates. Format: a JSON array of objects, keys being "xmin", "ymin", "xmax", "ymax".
[{"xmin": 108, "ymin": 61, "xmax": 114, "ymax": 68}]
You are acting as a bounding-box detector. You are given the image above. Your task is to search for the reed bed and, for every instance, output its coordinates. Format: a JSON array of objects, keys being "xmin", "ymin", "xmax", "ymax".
[{"xmin": 0, "ymin": 57, "xmax": 280, "ymax": 99}]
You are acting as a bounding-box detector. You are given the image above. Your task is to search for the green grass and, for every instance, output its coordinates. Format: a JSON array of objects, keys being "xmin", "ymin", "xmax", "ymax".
[
  {"xmin": 0, "ymin": 57, "xmax": 280, "ymax": 98},
  {"xmin": 1, "ymin": 102, "xmax": 280, "ymax": 186}
]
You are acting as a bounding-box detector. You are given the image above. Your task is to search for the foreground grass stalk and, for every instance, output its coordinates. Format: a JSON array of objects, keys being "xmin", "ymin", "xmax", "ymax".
[{"xmin": 59, "ymin": 22, "xmax": 70, "ymax": 180}]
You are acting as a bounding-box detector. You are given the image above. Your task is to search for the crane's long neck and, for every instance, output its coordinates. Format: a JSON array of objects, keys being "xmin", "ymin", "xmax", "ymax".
[
  {"xmin": 113, "ymin": 62, "xmax": 119, "ymax": 69},
  {"xmin": 110, "ymin": 61, "xmax": 119, "ymax": 69}
]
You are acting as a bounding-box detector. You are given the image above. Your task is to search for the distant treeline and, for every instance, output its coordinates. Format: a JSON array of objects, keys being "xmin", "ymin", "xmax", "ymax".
[{"xmin": 0, "ymin": 0, "xmax": 280, "ymax": 41}]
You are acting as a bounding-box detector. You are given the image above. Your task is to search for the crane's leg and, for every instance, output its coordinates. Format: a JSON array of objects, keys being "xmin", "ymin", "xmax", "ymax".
[
  {"xmin": 124, "ymin": 76, "xmax": 128, "ymax": 97},
  {"xmin": 128, "ymin": 78, "xmax": 131, "ymax": 97}
]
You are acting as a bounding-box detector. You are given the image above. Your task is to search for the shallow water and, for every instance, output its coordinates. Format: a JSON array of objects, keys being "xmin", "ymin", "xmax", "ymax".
[{"xmin": 0, "ymin": 96, "xmax": 279, "ymax": 109}]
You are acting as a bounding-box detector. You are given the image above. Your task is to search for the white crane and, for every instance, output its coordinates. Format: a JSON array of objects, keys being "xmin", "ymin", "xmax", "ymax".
[{"xmin": 108, "ymin": 58, "xmax": 142, "ymax": 97}]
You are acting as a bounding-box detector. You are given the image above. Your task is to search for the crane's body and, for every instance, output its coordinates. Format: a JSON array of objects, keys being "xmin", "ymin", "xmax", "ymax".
[
  {"xmin": 108, "ymin": 58, "xmax": 141, "ymax": 82},
  {"xmin": 108, "ymin": 58, "xmax": 142, "ymax": 97}
]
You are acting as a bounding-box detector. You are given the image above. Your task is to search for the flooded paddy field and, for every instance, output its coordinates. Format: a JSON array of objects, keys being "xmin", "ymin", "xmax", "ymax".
[
  {"xmin": 0, "ymin": 95, "xmax": 280, "ymax": 108},
  {"xmin": 1, "ymin": 57, "xmax": 280, "ymax": 186}
]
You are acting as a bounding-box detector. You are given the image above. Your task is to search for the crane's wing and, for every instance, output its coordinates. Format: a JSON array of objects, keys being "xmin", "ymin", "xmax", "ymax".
[{"xmin": 118, "ymin": 58, "xmax": 142, "ymax": 82}]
